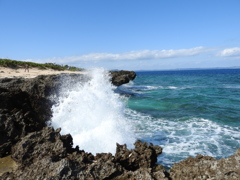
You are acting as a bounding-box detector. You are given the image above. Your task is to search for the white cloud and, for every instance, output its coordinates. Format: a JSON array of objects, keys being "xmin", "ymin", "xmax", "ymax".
[
  {"xmin": 219, "ymin": 47, "xmax": 240, "ymax": 58},
  {"xmin": 28, "ymin": 46, "xmax": 210, "ymax": 64}
]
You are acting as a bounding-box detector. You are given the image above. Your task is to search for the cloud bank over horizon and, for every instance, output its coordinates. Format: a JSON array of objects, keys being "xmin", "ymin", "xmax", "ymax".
[
  {"xmin": 25, "ymin": 46, "xmax": 211, "ymax": 63},
  {"xmin": 22, "ymin": 46, "xmax": 240, "ymax": 70}
]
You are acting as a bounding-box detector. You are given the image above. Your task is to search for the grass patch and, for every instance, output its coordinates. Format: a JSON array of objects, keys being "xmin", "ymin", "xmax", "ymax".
[{"xmin": 0, "ymin": 58, "xmax": 84, "ymax": 72}]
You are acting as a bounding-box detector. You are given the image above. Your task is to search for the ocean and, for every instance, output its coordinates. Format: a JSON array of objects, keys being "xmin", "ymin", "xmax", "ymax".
[{"xmin": 51, "ymin": 68, "xmax": 240, "ymax": 169}]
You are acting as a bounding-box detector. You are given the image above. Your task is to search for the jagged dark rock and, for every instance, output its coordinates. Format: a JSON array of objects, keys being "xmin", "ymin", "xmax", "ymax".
[
  {"xmin": 0, "ymin": 74, "xmax": 86, "ymax": 158},
  {"xmin": 169, "ymin": 149, "xmax": 240, "ymax": 180},
  {"xmin": 0, "ymin": 88, "xmax": 49, "ymax": 157},
  {"xmin": 1, "ymin": 70, "xmax": 240, "ymax": 179},
  {"xmin": 110, "ymin": 71, "xmax": 136, "ymax": 86},
  {"xmin": 1, "ymin": 127, "xmax": 167, "ymax": 180},
  {"xmin": 114, "ymin": 141, "xmax": 169, "ymax": 180},
  {"xmin": 115, "ymin": 140, "xmax": 162, "ymax": 171}
]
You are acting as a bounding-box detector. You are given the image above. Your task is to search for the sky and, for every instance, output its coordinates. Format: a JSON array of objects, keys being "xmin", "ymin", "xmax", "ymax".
[{"xmin": 0, "ymin": 0, "xmax": 240, "ymax": 70}]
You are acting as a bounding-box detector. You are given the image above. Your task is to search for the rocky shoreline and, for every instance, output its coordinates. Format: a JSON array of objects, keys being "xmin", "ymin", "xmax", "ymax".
[{"xmin": 0, "ymin": 70, "xmax": 239, "ymax": 180}]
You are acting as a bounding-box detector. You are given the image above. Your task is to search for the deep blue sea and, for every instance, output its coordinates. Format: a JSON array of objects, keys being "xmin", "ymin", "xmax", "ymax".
[
  {"xmin": 51, "ymin": 68, "xmax": 240, "ymax": 169},
  {"xmin": 119, "ymin": 69, "xmax": 240, "ymax": 168}
]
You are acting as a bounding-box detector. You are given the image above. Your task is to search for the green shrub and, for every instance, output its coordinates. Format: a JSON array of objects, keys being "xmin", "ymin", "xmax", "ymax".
[{"xmin": 0, "ymin": 58, "xmax": 84, "ymax": 71}]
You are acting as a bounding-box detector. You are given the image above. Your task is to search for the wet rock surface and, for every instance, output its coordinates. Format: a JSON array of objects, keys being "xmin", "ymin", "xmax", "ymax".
[{"xmin": 0, "ymin": 70, "xmax": 240, "ymax": 179}]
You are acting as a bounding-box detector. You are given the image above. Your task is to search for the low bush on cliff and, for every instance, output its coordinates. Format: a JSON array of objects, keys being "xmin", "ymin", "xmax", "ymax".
[{"xmin": 0, "ymin": 59, "xmax": 84, "ymax": 71}]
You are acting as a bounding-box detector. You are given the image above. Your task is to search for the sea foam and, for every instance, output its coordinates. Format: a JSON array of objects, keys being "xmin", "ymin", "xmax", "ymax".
[
  {"xmin": 124, "ymin": 108, "xmax": 240, "ymax": 168},
  {"xmin": 51, "ymin": 68, "xmax": 136, "ymax": 154}
]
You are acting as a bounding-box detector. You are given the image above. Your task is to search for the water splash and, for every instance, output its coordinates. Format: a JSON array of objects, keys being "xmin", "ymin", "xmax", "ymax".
[{"xmin": 51, "ymin": 68, "xmax": 136, "ymax": 154}]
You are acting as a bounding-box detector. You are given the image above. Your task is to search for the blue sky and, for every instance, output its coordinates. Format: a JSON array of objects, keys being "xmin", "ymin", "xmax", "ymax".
[{"xmin": 1, "ymin": 0, "xmax": 240, "ymax": 70}]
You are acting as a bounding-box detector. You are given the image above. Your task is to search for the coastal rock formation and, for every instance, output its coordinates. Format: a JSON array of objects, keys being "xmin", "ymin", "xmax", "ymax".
[
  {"xmin": 0, "ymin": 74, "xmax": 87, "ymax": 158},
  {"xmin": 1, "ymin": 127, "xmax": 168, "ymax": 180},
  {"xmin": 1, "ymin": 70, "xmax": 240, "ymax": 179},
  {"xmin": 0, "ymin": 71, "xmax": 136, "ymax": 158},
  {"xmin": 110, "ymin": 71, "xmax": 136, "ymax": 86},
  {"xmin": 169, "ymin": 150, "xmax": 240, "ymax": 180}
]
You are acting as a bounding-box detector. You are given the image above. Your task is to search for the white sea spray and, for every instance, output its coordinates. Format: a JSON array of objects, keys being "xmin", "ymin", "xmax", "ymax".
[{"xmin": 51, "ymin": 68, "xmax": 136, "ymax": 155}]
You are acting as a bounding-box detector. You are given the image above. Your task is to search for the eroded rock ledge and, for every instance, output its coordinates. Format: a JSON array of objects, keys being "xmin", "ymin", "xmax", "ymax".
[
  {"xmin": 0, "ymin": 71, "xmax": 239, "ymax": 180},
  {"xmin": 2, "ymin": 127, "xmax": 167, "ymax": 179}
]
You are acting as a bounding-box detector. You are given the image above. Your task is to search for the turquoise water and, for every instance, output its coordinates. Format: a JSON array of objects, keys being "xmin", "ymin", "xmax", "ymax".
[{"xmin": 119, "ymin": 69, "xmax": 240, "ymax": 168}]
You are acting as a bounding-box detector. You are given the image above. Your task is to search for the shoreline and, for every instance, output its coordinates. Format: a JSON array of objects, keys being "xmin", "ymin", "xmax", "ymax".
[
  {"xmin": 0, "ymin": 71, "xmax": 239, "ymax": 179},
  {"xmin": 0, "ymin": 67, "xmax": 86, "ymax": 79}
]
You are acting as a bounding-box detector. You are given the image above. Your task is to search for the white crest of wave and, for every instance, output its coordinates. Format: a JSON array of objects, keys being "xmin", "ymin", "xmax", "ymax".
[{"xmin": 51, "ymin": 68, "xmax": 136, "ymax": 154}]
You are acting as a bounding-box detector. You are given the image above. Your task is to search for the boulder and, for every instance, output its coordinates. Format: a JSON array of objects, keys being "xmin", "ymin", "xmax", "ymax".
[{"xmin": 110, "ymin": 71, "xmax": 136, "ymax": 86}]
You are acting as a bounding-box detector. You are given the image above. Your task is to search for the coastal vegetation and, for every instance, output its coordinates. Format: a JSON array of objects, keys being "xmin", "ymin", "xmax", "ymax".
[{"xmin": 0, "ymin": 58, "xmax": 84, "ymax": 71}]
